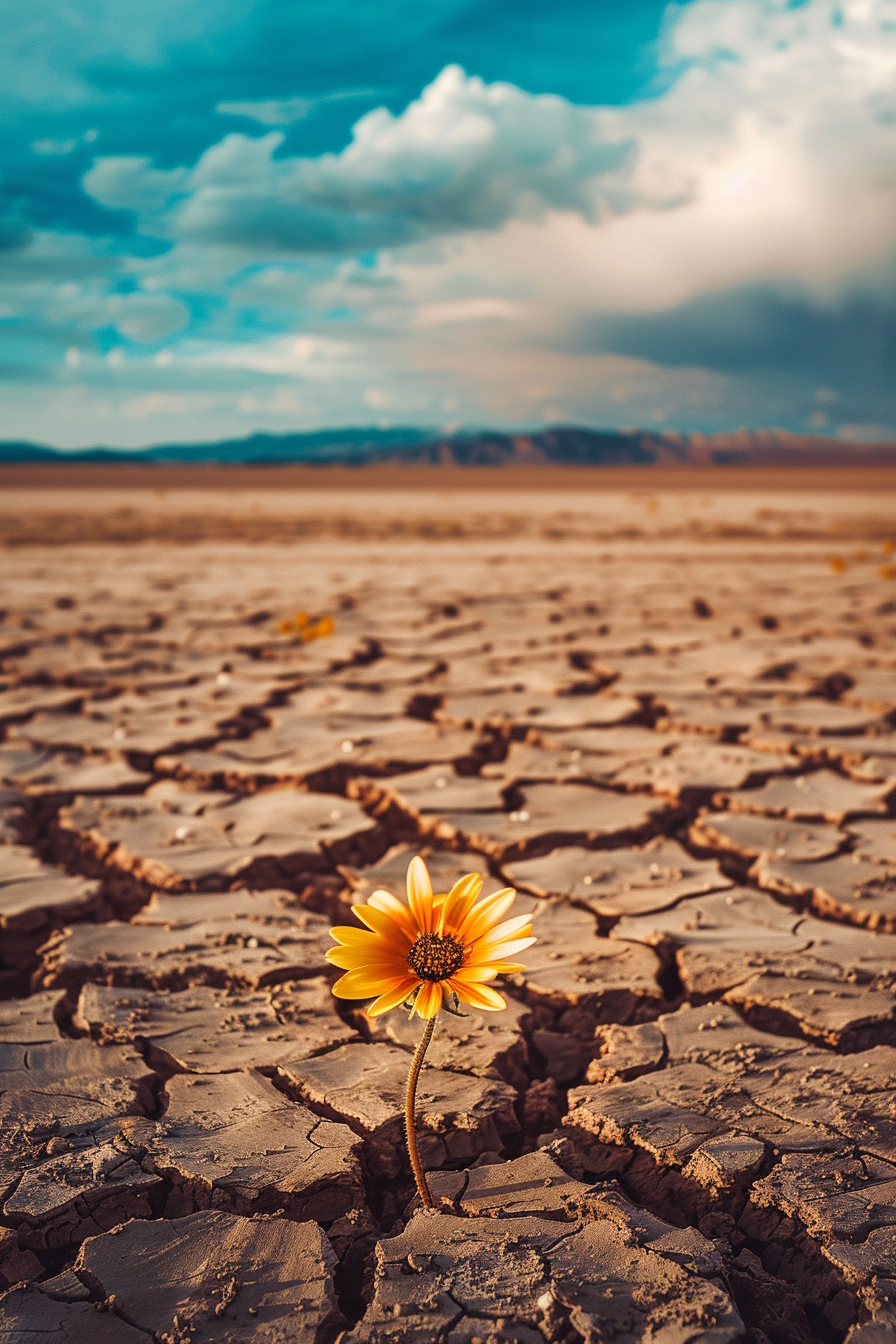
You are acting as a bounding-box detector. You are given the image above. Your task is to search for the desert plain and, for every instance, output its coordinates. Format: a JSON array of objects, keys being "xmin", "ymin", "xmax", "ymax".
[{"xmin": 1, "ymin": 463, "xmax": 896, "ymax": 1344}]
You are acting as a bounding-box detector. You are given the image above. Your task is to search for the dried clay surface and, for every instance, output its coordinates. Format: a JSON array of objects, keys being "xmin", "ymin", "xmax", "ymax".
[{"xmin": 1, "ymin": 478, "xmax": 896, "ymax": 1344}]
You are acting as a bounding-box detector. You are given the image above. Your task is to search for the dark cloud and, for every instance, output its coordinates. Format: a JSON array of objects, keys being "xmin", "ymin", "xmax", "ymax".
[{"xmin": 571, "ymin": 286, "xmax": 896, "ymax": 421}]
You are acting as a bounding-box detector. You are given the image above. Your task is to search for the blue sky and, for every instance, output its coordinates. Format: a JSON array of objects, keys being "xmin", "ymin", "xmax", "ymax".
[{"xmin": 2, "ymin": 0, "xmax": 894, "ymax": 447}]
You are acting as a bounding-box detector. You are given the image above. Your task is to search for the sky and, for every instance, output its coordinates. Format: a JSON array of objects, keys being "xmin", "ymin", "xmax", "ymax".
[{"xmin": 1, "ymin": 0, "xmax": 895, "ymax": 448}]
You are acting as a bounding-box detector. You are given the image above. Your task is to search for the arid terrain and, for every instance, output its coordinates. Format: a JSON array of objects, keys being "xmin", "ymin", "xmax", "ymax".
[{"xmin": 1, "ymin": 467, "xmax": 896, "ymax": 1344}]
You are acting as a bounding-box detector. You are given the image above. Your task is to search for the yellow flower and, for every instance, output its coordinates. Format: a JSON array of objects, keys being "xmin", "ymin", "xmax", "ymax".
[
  {"xmin": 302, "ymin": 613, "xmax": 335, "ymax": 641},
  {"xmin": 327, "ymin": 856, "xmax": 536, "ymax": 1019}
]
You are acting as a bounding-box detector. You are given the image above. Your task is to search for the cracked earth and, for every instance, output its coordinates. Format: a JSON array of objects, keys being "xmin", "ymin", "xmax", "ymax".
[{"xmin": 1, "ymin": 480, "xmax": 896, "ymax": 1344}]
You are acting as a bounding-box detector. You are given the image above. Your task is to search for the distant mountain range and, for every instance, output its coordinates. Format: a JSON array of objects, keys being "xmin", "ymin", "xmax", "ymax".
[{"xmin": 1, "ymin": 425, "xmax": 895, "ymax": 466}]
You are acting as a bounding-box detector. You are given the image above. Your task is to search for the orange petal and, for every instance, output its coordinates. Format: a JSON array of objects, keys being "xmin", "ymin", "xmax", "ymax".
[
  {"xmin": 466, "ymin": 935, "xmax": 537, "ymax": 965},
  {"xmin": 326, "ymin": 947, "xmax": 410, "ymax": 972},
  {"xmin": 331, "ymin": 969, "xmax": 404, "ymax": 999},
  {"xmin": 406, "ymin": 856, "xmax": 434, "ymax": 934},
  {"xmin": 468, "ymin": 913, "xmax": 533, "ymax": 952},
  {"xmin": 459, "ymin": 888, "xmax": 517, "ymax": 942},
  {"xmin": 328, "ymin": 925, "xmax": 383, "ymax": 947},
  {"xmin": 367, "ymin": 888, "xmax": 417, "ymax": 941},
  {"xmin": 366, "ymin": 977, "xmax": 419, "ymax": 1017},
  {"xmin": 451, "ymin": 964, "xmax": 500, "ymax": 982},
  {"xmin": 352, "ymin": 903, "xmax": 412, "ymax": 945},
  {"xmin": 412, "ymin": 980, "xmax": 442, "ymax": 1018},
  {"xmin": 437, "ymin": 873, "xmax": 482, "ymax": 935},
  {"xmin": 451, "ymin": 979, "xmax": 507, "ymax": 1011}
]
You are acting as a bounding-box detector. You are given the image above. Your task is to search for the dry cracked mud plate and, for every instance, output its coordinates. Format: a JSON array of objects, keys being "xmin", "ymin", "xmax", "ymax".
[
  {"xmin": 504, "ymin": 837, "xmax": 732, "ymax": 919},
  {"xmin": 753, "ymin": 850, "xmax": 896, "ymax": 932},
  {"xmin": 429, "ymin": 782, "xmax": 669, "ymax": 860},
  {"xmin": 73, "ymin": 976, "xmax": 357, "ymax": 1072},
  {"xmin": 508, "ymin": 899, "xmax": 664, "ymax": 1024},
  {"xmin": 611, "ymin": 884, "xmax": 808, "ymax": 999},
  {"xmin": 435, "ymin": 688, "xmax": 641, "ymax": 729},
  {"xmin": 127, "ymin": 1069, "xmax": 363, "ymax": 1223},
  {"xmin": 564, "ymin": 1003, "xmax": 896, "ymax": 1338},
  {"xmin": 715, "ymin": 770, "xmax": 895, "ymax": 826},
  {"xmin": 690, "ymin": 811, "xmax": 847, "ymax": 864},
  {"xmin": 36, "ymin": 901, "xmax": 336, "ymax": 993},
  {"xmin": 0, "ymin": 844, "xmax": 103, "ymax": 935},
  {"xmin": 56, "ymin": 780, "xmax": 383, "ymax": 889},
  {"xmin": 0, "ymin": 1210, "xmax": 341, "ymax": 1343},
  {"xmin": 160, "ymin": 715, "xmax": 481, "ymax": 786},
  {"xmin": 0, "ymin": 742, "xmax": 152, "ymax": 795}
]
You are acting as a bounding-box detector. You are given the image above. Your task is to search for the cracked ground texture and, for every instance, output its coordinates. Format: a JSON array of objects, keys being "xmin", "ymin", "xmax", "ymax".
[{"xmin": 1, "ymin": 472, "xmax": 896, "ymax": 1344}]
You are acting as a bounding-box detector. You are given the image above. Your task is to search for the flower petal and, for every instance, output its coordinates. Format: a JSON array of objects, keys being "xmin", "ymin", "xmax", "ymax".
[
  {"xmin": 451, "ymin": 964, "xmax": 501, "ymax": 982},
  {"xmin": 438, "ymin": 873, "xmax": 482, "ymax": 935},
  {"xmin": 465, "ymin": 934, "xmax": 537, "ymax": 965},
  {"xmin": 352, "ymin": 902, "xmax": 412, "ymax": 944},
  {"xmin": 366, "ymin": 977, "xmax": 419, "ymax": 1017},
  {"xmin": 406, "ymin": 856, "xmax": 434, "ymax": 934},
  {"xmin": 412, "ymin": 980, "xmax": 442, "ymax": 1018},
  {"xmin": 451, "ymin": 979, "xmax": 507, "ymax": 1011},
  {"xmin": 368, "ymin": 888, "xmax": 418, "ymax": 940},
  {"xmin": 458, "ymin": 888, "xmax": 518, "ymax": 942},
  {"xmin": 331, "ymin": 969, "xmax": 404, "ymax": 998},
  {"xmin": 468, "ymin": 914, "xmax": 533, "ymax": 953},
  {"xmin": 326, "ymin": 946, "xmax": 410, "ymax": 972},
  {"xmin": 327, "ymin": 925, "xmax": 382, "ymax": 947}
]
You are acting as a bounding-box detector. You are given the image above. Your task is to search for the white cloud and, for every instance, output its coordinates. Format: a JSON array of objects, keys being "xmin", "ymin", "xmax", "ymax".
[
  {"xmin": 216, "ymin": 97, "xmax": 314, "ymax": 126},
  {"xmin": 106, "ymin": 292, "xmax": 190, "ymax": 342},
  {"xmin": 215, "ymin": 89, "xmax": 378, "ymax": 126},
  {"xmin": 84, "ymin": 64, "xmax": 635, "ymax": 252},
  {"xmin": 414, "ymin": 297, "xmax": 525, "ymax": 327},
  {"xmin": 84, "ymin": 157, "xmax": 190, "ymax": 213},
  {"xmin": 180, "ymin": 332, "xmax": 356, "ymax": 378}
]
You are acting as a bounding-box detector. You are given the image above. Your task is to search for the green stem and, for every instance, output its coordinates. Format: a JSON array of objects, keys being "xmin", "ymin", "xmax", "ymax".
[{"xmin": 405, "ymin": 1013, "xmax": 437, "ymax": 1209}]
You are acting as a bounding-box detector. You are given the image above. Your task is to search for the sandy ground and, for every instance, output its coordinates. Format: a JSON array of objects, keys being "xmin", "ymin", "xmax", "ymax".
[{"xmin": 0, "ymin": 473, "xmax": 895, "ymax": 1343}]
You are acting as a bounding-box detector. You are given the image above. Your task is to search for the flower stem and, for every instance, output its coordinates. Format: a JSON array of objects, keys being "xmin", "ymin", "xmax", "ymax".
[{"xmin": 405, "ymin": 1013, "xmax": 436, "ymax": 1209}]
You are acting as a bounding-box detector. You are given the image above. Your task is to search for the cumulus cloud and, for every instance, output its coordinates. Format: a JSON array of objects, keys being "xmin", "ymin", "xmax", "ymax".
[
  {"xmin": 84, "ymin": 157, "xmax": 191, "ymax": 213},
  {"xmin": 84, "ymin": 64, "xmax": 636, "ymax": 252},
  {"xmin": 105, "ymin": 292, "xmax": 190, "ymax": 342}
]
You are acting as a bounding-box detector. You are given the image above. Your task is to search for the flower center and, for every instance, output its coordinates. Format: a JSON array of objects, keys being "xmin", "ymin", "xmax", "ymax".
[{"xmin": 407, "ymin": 932, "xmax": 465, "ymax": 982}]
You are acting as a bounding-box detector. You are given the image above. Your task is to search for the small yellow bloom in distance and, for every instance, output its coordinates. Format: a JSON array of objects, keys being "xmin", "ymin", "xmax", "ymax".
[
  {"xmin": 327, "ymin": 856, "xmax": 536, "ymax": 1019},
  {"xmin": 302, "ymin": 613, "xmax": 335, "ymax": 641},
  {"xmin": 829, "ymin": 556, "xmax": 847, "ymax": 574}
]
